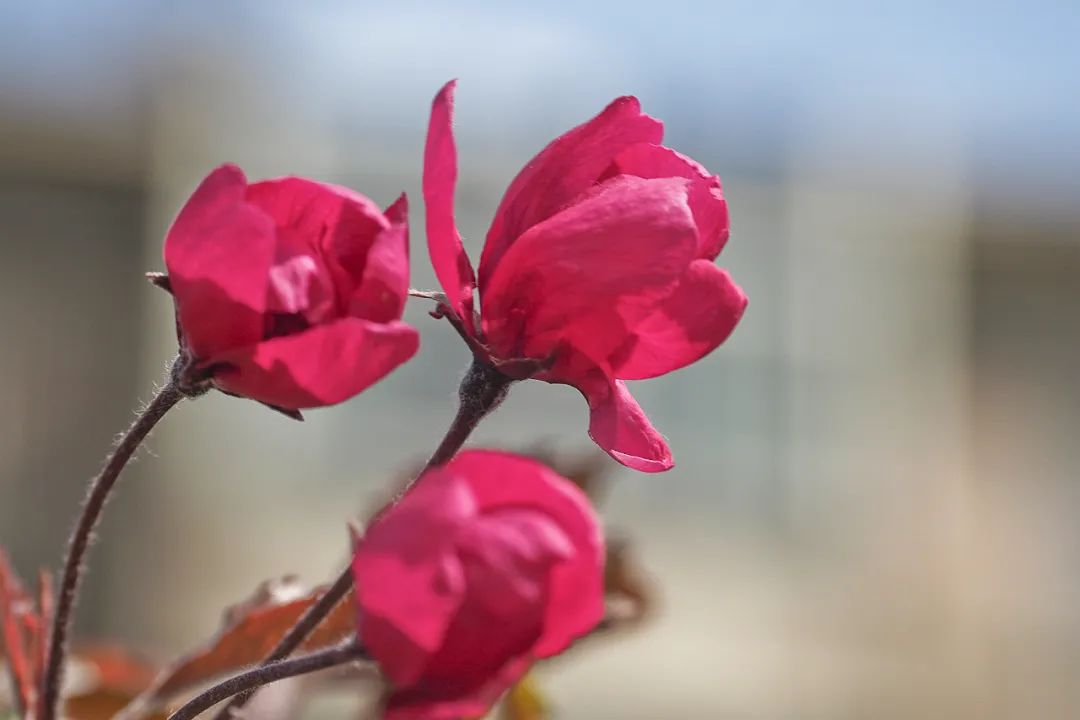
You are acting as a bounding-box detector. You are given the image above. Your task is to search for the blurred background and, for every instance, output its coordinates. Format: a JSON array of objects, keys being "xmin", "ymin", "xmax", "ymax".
[{"xmin": 2, "ymin": 1, "xmax": 1079, "ymax": 718}]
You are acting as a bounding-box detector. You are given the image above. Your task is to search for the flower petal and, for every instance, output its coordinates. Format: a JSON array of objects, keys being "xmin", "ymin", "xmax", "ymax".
[
  {"xmin": 584, "ymin": 379, "xmax": 673, "ymax": 473},
  {"xmin": 164, "ymin": 164, "xmax": 276, "ymax": 359},
  {"xmin": 350, "ymin": 193, "xmax": 411, "ymax": 322},
  {"xmin": 353, "ymin": 473, "xmax": 476, "ymax": 685},
  {"xmin": 481, "ymin": 175, "xmax": 697, "ymax": 360},
  {"xmin": 454, "ymin": 510, "xmax": 574, "ymax": 614},
  {"xmin": 245, "ymin": 175, "xmax": 390, "ymax": 311},
  {"xmin": 447, "ymin": 450, "xmax": 605, "ymax": 656},
  {"xmin": 609, "ymin": 143, "xmax": 730, "ymax": 258},
  {"xmin": 399, "ymin": 558, "xmax": 544, "ymax": 709},
  {"xmin": 611, "ymin": 260, "xmax": 748, "ymax": 380},
  {"xmin": 479, "ymin": 96, "xmax": 664, "ymax": 290},
  {"xmin": 423, "ymin": 80, "xmax": 476, "ymax": 326},
  {"xmin": 264, "ymin": 250, "xmax": 338, "ymax": 326},
  {"xmin": 211, "ymin": 318, "xmax": 418, "ymax": 409}
]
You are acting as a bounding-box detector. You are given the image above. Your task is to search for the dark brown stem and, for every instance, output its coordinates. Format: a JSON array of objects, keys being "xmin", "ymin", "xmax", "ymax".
[
  {"xmin": 168, "ymin": 639, "xmax": 368, "ymax": 720},
  {"xmin": 422, "ymin": 359, "xmax": 512, "ymax": 470},
  {"xmin": 210, "ymin": 358, "xmax": 512, "ymax": 720},
  {"xmin": 40, "ymin": 365, "xmax": 188, "ymax": 720},
  {"xmin": 205, "ymin": 566, "xmax": 354, "ymax": 719}
]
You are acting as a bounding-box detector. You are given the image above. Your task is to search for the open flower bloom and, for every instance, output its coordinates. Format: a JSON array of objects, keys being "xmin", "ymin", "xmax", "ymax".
[
  {"xmin": 163, "ymin": 164, "xmax": 419, "ymax": 410},
  {"xmin": 423, "ymin": 81, "xmax": 747, "ymax": 472},
  {"xmin": 352, "ymin": 450, "xmax": 604, "ymax": 720}
]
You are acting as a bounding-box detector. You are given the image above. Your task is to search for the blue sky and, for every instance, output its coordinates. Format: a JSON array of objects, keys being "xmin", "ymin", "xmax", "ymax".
[{"xmin": 1, "ymin": 0, "xmax": 1077, "ymax": 207}]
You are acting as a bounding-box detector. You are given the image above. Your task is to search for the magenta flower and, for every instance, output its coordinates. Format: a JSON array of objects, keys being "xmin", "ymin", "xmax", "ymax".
[
  {"xmin": 163, "ymin": 164, "xmax": 419, "ymax": 410},
  {"xmin": 351, "ymin": 450, "xmax": 604, "ymax": 720},
  {"xmin": 423, "ymin": 81, "xmax": 747, "ymax": 472}
]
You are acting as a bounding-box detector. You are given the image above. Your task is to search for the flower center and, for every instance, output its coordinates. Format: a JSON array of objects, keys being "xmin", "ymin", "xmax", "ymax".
[{"xmin": 264, "ymin": 253, "xmax": 337, "ymax": 339}]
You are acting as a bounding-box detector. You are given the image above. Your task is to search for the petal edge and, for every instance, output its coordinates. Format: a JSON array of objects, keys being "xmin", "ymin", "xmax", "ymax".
[
  {"xmin": 211, "ymin": 318, "xmax": 419, "ymax": 409},
  {"xmin": 423, "ymin": 80, "xmax": 476, "ymax": 327},
  {"xmin": 164, "ymin": 164, "xmax": 276, "ymax": 359},
  {"xmin": 611, "ymin": 261, "xmax": 747, "ymax": 380},
  {"xmin": 584, "ymin": 379, "xmax": 674, "ymax": 473}
]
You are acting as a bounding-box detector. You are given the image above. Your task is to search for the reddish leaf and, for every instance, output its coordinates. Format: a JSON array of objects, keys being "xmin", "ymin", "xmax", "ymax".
[
  {"xmin": 31, "ymin": 570, "xmax": 53, "ymax": 714},
  {"xmin": 65, "ymin": 691, "xmax": 162, "ymax": 720},
  {"xmin": 72, "ymin": 646, "xmax": 158, "ymax": 697},
  {"xmin": 0, "ymin": 551, "xmax": 166, "ymax": 720},
  {"xmin": 118, "ymin": 577, "xmax": 356, "ymax": 719},
  {"xmin": 63, "ymin": 647, "xmax": 164, "ymax": 720},
  {"xmin": 0, "ymin": 550, "xmax": 37, "ymax": 717}
]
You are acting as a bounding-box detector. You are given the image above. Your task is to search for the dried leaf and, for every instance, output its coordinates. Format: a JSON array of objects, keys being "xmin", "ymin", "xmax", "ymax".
[
  {"xmin": 602, "ymin": 537, "xmax": 656, "ymax": 629},
  {"xmin": 524, "ymin": 446, "xmax": 613, "ymax": 504},
  {"xmin": 66, "ymin": 691, "xmax": 158, "ymax": 720},
  {"xmin": 145, "ymin": 272, "xmax": 173, "ymax": 294},
  {"xmin": 118, "ymin": 577, "xmax": 356, "ymax": 720}
]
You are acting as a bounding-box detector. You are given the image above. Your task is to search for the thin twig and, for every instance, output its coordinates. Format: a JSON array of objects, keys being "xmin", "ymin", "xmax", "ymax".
[
  {"xmin": 411, "ymin": 359, "xmax": 511, "ymax": 480},
  {"xmin": 40, "ymin": 368, "xmax": 187, "ymax": 720},
  {"xmin": 167, "ymin": 639, "xmax": 368, "ymax": 720}
]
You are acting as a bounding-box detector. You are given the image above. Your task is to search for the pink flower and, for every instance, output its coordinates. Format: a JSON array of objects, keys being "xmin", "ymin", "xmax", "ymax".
[
  {"xmin": 352, "ymin": 450, "xmax": 604, "ymax": 720},
  {"xmin": 162, "ymin": 164, "xmax": 419, "ymax": 410},
  {"xmin": 423, "ymin": 81, "xmax": 747, "ymax": 472}
]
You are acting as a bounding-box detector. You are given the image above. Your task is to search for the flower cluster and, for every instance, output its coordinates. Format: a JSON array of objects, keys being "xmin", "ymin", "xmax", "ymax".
[
  {"xmin": 160, "ymin": 80, "xmax": 742, "ymax": 719},
  {"xmin": 22, "ymin": 79, "xmax": 746, "ymax": 720}
]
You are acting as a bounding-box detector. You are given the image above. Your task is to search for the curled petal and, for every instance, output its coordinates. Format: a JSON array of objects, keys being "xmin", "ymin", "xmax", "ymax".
[
  {"xmin": 211, "ymin": 318, "xmax": 418, "ymax": 410},
  {"xmin": 609, "ymin": 143, "xmax": 729, "ymax": 258},
  {"xmin": 264, "ymin": 251, "xmax": 338, "ymax": 326},
  {"xmin": 245, "ymin": 175, "xmax": 390, "ymax": 309},
  {"xmin": 583, "ymin": 379, "xmax": 673, "ymax": 473},
  {"xmin": 164, "ymin": 164, "xmax": 276, "ymax": 359},
  {"xmin": 611, "ymin": 261, "xmax": 748, "ymax": 380},
  {"xmin": 350, "ymin": 193, "xmax": 411, "ymax": 322},
  {"xmin": 480, "ymin": 96, "xmax": 664, "ymax": 289},
  {"xmin": 423, "ymin": 80, "xmax": 476, "ymax": 326},
  {"xmin": 482, "ymin": 175, "xmax": 697, "ymax": 359}
]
